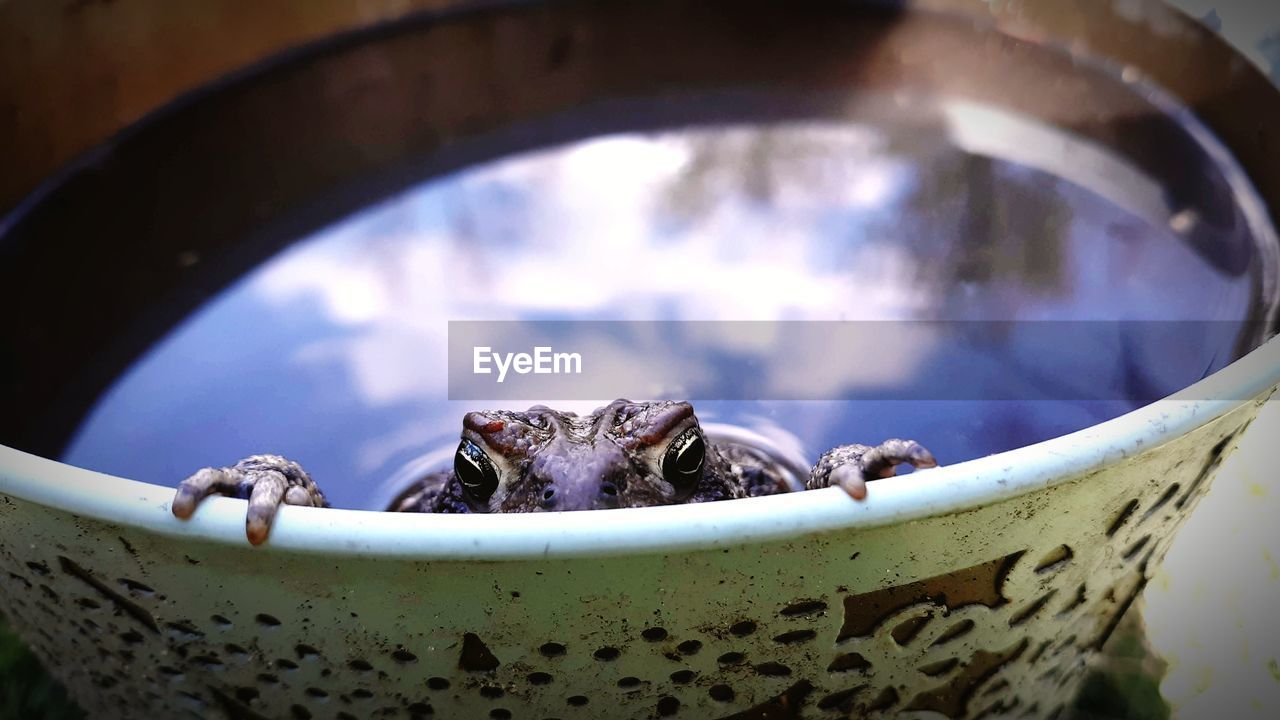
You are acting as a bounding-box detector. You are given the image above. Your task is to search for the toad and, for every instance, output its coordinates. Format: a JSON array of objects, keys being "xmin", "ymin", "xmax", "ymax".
[{"xmin": 171, "ymin": 399, "xmax": 937, "ymax": 544}]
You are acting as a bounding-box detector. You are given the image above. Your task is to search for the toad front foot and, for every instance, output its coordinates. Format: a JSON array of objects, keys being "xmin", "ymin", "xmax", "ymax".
[
  {"xmin": 807, "ymin": 439, "xmax": 938, "ymax": 500},
  {"xmin": 171, "ymin": 454, "xmax": 329, "ymax": 545}
]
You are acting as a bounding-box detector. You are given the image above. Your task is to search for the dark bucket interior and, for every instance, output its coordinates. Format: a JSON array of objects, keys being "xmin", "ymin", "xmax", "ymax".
[{"xmin": 1, "ymin": 0, "xmax": 1278, "ymax": 502}]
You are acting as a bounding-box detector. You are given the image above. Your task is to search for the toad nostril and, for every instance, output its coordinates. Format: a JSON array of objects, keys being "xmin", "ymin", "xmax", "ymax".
[
  {"xmin": 541, "ymin": 487, "xmax": 558, "ymax": 507},
  {"xmin": 600, "ymin": 482, "xmax": 618, "ymax": 497}
]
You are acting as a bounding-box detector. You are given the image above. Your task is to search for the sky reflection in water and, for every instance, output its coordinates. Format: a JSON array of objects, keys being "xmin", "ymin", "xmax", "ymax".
[{"xmin": 64, "ymin": 119, "xmax": 1255, "ymax": 509}]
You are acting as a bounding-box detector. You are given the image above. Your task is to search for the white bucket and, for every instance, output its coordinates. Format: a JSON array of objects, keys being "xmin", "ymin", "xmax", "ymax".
[{"xmin": 2, "ymin": 338, "xmax": 1277, "ymax": 719}]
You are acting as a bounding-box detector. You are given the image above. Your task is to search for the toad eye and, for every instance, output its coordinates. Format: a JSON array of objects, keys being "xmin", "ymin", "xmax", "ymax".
[
  {"xmin": 662, "ymin": 427, "xmax": 705, "ymax": 495},
  {"xmin": 455, "ymin": 439, "xmax": 499, "ymax": 502}
]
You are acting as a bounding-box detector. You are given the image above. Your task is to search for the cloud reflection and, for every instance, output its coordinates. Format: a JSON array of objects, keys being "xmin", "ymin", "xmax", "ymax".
[{"xmin": 62, "ymin": 118, "xmax": 1257, "ymax": 509}]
